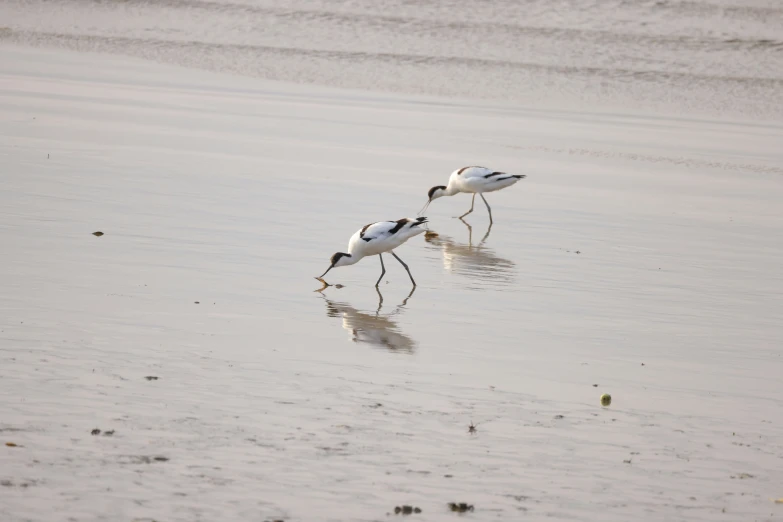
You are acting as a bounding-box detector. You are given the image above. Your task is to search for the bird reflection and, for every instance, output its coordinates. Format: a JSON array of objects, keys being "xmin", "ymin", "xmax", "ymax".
[
  {"xmin": 316, "ymin": 286, "xmax": 417, "ymax": 354},
  {"xmin": 424, "ymin": 220, "xmax": 516, "ymax": 283}
]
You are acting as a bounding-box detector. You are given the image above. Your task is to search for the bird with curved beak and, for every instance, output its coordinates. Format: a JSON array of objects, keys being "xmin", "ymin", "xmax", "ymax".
[
  {"xmin": 419, "ymin": 166, "xmax": 526, "ymax": 223},
  {"xmin": 317, "ymin": 217, "xmax": 428, "ymax": 287}
]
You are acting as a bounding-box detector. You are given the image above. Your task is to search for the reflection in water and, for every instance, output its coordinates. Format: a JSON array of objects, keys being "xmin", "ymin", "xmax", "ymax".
[
  {"xmin": 317, "ymin": 287, "xmax": 417, "ymax": 353},
  {"xmin": 424, "ymin": 220, "xmax": 516, "ymax": 283}
]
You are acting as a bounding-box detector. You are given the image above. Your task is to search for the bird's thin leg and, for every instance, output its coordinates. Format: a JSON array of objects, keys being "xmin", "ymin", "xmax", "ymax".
[
  {"xmin": 391, "ymin": 252, "xmax": 416, "ymax": 287},
  {"xmin": 456, "ymin": 194, "xmax": 476, "ymax": 220},
  {"xmin": 375, "ymin": 253, "xmax": 386, "ymax": 287},
  {"xmin": 480, "ymin": 193, "xmax": 493, "ymax": 224}
]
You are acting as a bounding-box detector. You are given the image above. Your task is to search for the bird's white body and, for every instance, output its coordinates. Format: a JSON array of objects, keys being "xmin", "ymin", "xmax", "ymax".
[
  {"xmin": 442, "ymin": 166, "xmax": 524, "ymax": 196},
  {"xmin": 345, "ymin": 218, "xmax": 428, "ymax": 260},
  {"xmin": 318, "ymin": 217, "xmax": 427, "ymax": 286},
  {"xmin": 421, "ymin": 166, "xmax": 526, "ymax": 223}
]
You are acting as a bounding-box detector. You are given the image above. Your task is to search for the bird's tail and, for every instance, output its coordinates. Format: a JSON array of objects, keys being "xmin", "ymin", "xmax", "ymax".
[
  {"xmin": 410, "ymin": 216, "xmax": 428, "ymax": 227},
  {"xmin": 512, "ymin": 174, "xmax": 526, "ymax": 179}
]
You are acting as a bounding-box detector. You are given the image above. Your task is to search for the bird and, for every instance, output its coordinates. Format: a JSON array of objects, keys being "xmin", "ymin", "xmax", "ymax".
[
  {"xmin": 316, "ymin": 217, "xmax": 428, "ymax": 287},
  {"xmin": 419, "ymin": 166, "xmax": 526, "ymax": 224}
]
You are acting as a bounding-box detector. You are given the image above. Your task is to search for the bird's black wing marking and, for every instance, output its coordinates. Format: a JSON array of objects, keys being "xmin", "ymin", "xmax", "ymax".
[
  {"xmin": 388, "ymin": 219, "xmax": 408, "ymax": 235},
  {"xmin": 388, "ymin": 216, "xmax": 428, "ymax": 236},
  {"xmin": 362, "ymin": 237, "xmax": 373, "ymax": 242},
  {"xmin": 359, "ymin": 223, "xmax": 375, "ymax": 238},
  {"xmin": 489, "ymin": 173, "xmax": 525, "ymax": 182}
]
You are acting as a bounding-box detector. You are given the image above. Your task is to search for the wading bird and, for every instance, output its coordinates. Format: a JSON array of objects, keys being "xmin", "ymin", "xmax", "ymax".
[
  {"xmin": 419, "ymin": 166, "xmax": 526, "ymax": 224},
  {"xmin": 316, "ymin": 217, "xmax": 428, "ymax": 287}
]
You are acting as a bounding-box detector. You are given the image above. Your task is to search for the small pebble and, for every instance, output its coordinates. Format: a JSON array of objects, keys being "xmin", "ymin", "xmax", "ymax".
[
  {"xmin": 91, "ymin": 429, "xmax": 101, "ymax": 436},
  {"xmin": 393, "ymin": 505, "xmax": 421, "ymax": 515}
]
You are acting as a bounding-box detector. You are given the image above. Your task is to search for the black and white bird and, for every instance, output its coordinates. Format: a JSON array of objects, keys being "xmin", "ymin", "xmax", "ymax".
[
  {"xmin": 317, "ymin": 217, "xmax": 428, "ymax": 287},
  {"xmin": 419, "ymin": 166, "xmax": 526, "ymax": 223}
]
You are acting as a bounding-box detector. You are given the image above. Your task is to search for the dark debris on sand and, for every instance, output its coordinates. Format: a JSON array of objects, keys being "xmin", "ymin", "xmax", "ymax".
[
  {"xmin": 121, "ymin": 455, "xmax": 170, "ymax": 464},
  {"xmin": 448, "ymin": 503, "xmax": 474, "ymax": 513},
  {"xmin": 393, "ymin": 505, "xmax": 422, "ymax": 515}
]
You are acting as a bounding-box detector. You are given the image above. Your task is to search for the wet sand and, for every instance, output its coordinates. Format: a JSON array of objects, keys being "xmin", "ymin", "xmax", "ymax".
[{"xmin": 2, "ymin": 46, "xmax": 783, "ymax": 521}]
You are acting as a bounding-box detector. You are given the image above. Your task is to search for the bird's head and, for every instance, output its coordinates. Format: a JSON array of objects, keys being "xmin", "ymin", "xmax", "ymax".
[
  {"xmin": 418, "ymin": 185, "xmax": 447, "ymax": 215},
  {"xmin": 316, "ymin": 252, "xmax": 353, "ymax": 279}
]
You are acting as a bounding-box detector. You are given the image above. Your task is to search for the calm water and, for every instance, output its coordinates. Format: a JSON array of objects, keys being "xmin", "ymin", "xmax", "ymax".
[
  {"xmin": 2, "ymin": 46, "xmax": 783, "ymax": 521},
  {"xmin": 1, "ymin": 0, "xmax": 783, "ymax": 120}
]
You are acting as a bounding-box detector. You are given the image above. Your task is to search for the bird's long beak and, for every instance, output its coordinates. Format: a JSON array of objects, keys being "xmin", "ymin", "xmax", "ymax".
[
  {"xmin": 417, "ymin": 199, "xmax": 431, "ymax": 216},
  {"xmin": 316, "ymin": 265, "xmax": 334, "ymax": 279}
]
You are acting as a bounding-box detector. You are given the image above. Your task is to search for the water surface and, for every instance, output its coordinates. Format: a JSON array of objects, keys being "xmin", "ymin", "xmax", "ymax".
[{"xmin": 1, "ymin": 46, "xmax": 783, "ymax": 522}]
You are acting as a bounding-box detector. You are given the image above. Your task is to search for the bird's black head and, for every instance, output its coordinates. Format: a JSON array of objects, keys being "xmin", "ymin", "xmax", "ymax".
[
  {"xmin": 418, "ymin": 185, "xmax": 448, "ymax": 216},
  {"xmin": 317, "ymin": 252, "xmax": 352, "ymax": 280},
  {"xmin": 428, "ymin": 185, "xmax": 447, "ymax": 201},
  {"xmin": 330, "ymin": 252, "xmax": 351, "ymax": 266}
]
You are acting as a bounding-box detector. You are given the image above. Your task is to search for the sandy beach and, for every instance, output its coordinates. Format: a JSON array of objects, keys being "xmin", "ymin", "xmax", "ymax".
[{"xmin": 2, "ymin": 3, "xmax": 783, "ymax": 520}]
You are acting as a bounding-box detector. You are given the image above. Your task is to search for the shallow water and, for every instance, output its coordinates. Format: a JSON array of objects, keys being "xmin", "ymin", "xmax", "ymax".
[
  {"xmin": 2, "ymin": 0, "xmax": 783, "ymax": 120},
  {"xmin": 2, "ymin": 46, "xmax": 783, "ymax": 521}
]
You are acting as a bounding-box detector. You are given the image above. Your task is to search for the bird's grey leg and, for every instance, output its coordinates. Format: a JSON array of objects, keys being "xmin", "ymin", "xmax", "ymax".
[
  {"xmin": 480, "ymin": 193, "xmax": 493, "ymax": 224},
  {"xmin": 391, "ymin": 252, "xmax": 416, "ymax": 287},
  {"xmin": 456, "ymin": 193, "xmax": 476, "ymax": 219},
  {"xmin": 376, "ymin": 254, "xmax": 386, "ymax": 287}
]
